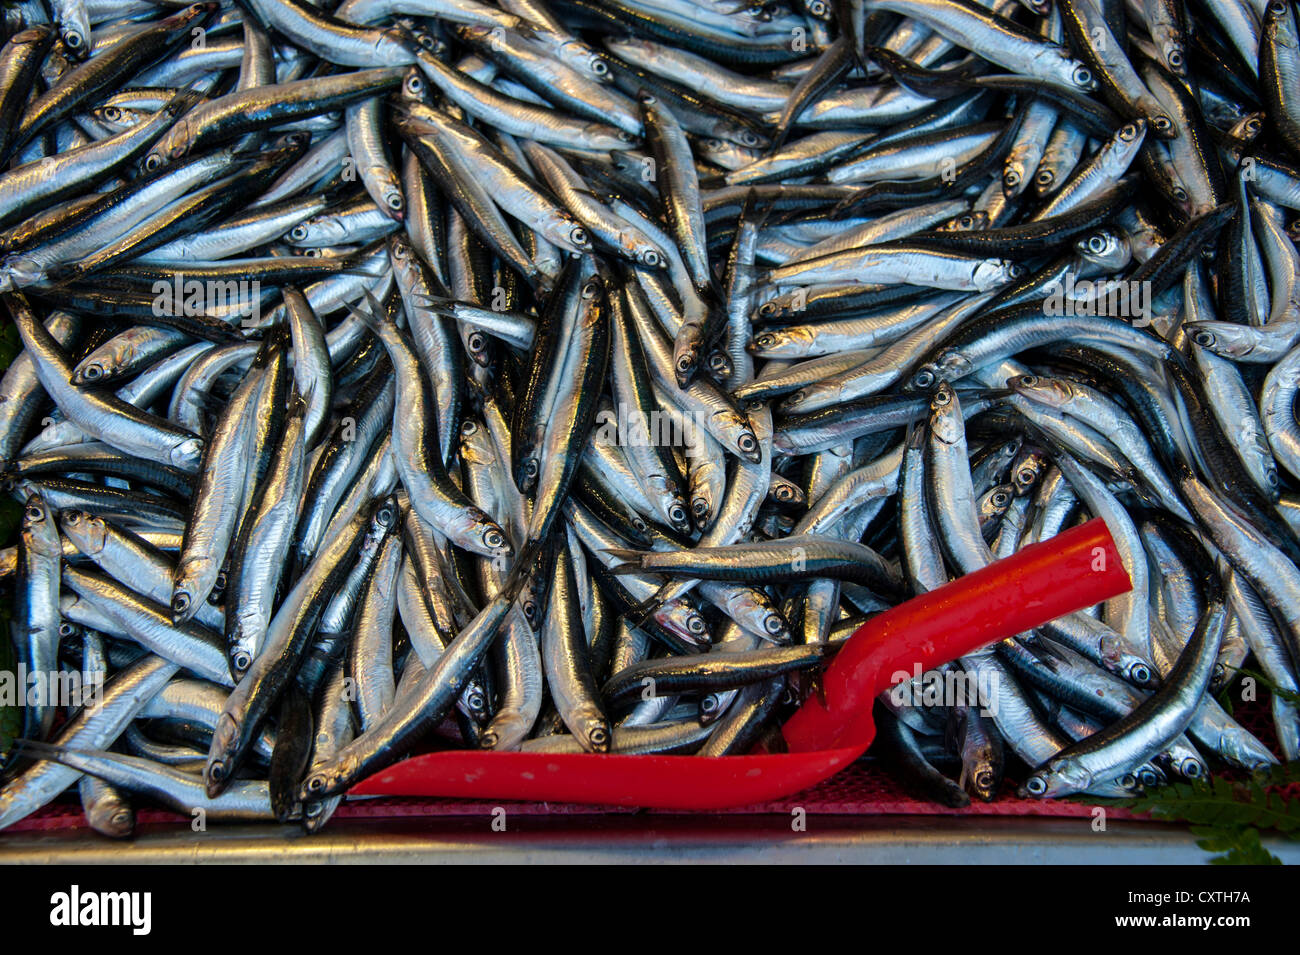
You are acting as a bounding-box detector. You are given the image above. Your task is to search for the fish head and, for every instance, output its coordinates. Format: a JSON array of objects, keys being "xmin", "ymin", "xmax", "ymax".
[
  {"xmin": 576, "ymin": 706, "xmax": 611, "ymax": 753},
  {"xmin": 928, "ymin": 382, "xmax": 964, "ymax": 445},
  {"xmin": 748, "ymin": 326, "xmax": 812, "ymax": 359},
  {"xmin": 1012, "ymin": 449, "xmax": 1047, "ymax": 493},
  {"xmin": 909, "ymin": 352, "xmax": 970, "ymax": 392},
  {"xmin": 454, "ymin": 507, "xmax": 510, "ymax": 559},
  {"xmin": 1109, "ymin": 120, "xmax": 1148, "ymax": 164},
  {"xmin": 973, "ymin": 257, "xmax": 1021, "ymax": 291},
  {"xmin": 58, "ymin": 509, "xmax": 107, "ymax": 557},
  {"xmin": 21, "ymin": 493, "xmax": 60, "ymax": 556},
  {"xmin": 205, "ymin": 712, "xmax": 242, "ymax": 797},
  {"xmin": 938, "ymin": 211, "xmax": 989, "ymax": 233},
  {"xmin": 399, "ymin": 67, "xmax": 428, "ymax": 103},
  {"xmin": 557, "ymin": 40, "xmax": 611, "ymax": 84},
  {"xmin": 1076, "ymin": 229, "xmax": 1131, "ymax": 269},
  {"xmin": 1056, "ymin": 52, "xmax": 1096, "ymax": 92},
  {"xmin": 634, "ymin": 242, "xmax": 667, "ymax": 270},
  {"xmin": 1007, "ymin": 373, "xmax": 1070, "ymax": 409},
  {"xmin": 1186, "ymin": 322, "xmax": 1258, "ymax": 360},
  {"xmin": 171, "ymin": 555, "xmax": 215, "ymax": 622},
  {"xmin": 377, "ymin": 177, "xmax": 405, "ymax": 219},
  {"xmin": 1020, "ymin": 758, "xmax": 1090, "ymax": 798},
  {"xmin": 169, "ymin": 435, "xmax": 204, "ymax": 471},
  {"xmin": 724, "ymin": 123, "xmax": 767, "ymax": 150}
]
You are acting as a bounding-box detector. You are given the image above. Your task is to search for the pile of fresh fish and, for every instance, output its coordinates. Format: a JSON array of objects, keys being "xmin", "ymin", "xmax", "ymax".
[{"xmin": 0, "ymin": 0, "xmax": 1298, "ymax": 836}]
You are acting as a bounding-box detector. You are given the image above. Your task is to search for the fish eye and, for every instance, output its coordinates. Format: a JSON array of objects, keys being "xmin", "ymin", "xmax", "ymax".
[
  {"xmin": 692, "ymin": 498, "xmax": 708, "ymax": 516},
  {"xmin": 1088, "ymin": 234, "xmax": 1107, "ymax": 253},
  {"xmin": 82, "ymin": 364, "xmax": 102, "ymax": 380},
  {"xmin": 758, "ymin": 302, "xmax": 776, "ymax": 317},
  {"xmin": 305, "ymin": 774, "xmax": 326, "ymax": 794},
  {"xmin": 764, "ymin": 615, "xmax": 784, "ymax": 633},
  {"xmin": 669, "ymin": 504, "xmax": 687, "ymax": 525},
  {"xmin": 233, "ymin": 651, "xmax": 251, "ymax": 673},
  {"xmin": 1019, "ymin": 375, "xmax": 1038, "ymax": 386},
  {"xmin": 102, "ymin": 106, "xmax": 120, "ymax": 122},
  {"xmin": 143, "ymin": 154, "xmax": 162, "ymax": 171},
  {"xmin": 59, "ymin": 622, "xmax": 77, "ymax": 638},
  {"xmin": 591, "ymin": 58, "xmax": 609, "ymax": 76},
  {"xmin": 524, "ymin": 459, "xmax": 538, "ymax": 477},
  {"xmin": 1152, "ymin": 114, "xmax": 1173, "ymax": 133},
  {"xmin": 1193, "ymin": 330, "xmax": 1215, "ymax": 347},
  {"xmin": 1172, "ymin": 187, "xmax": 1188, "ymax": 202},
  {"xmin": 738, "ymin": 433, "xmax": 757, "ymax": 453},
  {"xmin": 405, "ymin": 75, "xmax": 423, "ymax": 95},
  {"xmin": 171, "ymin": 592, "xmax": 190, "ymax": 615},
  {"xmin": 484, "ymin": 528, "xmax": 504, "ymax": 549},
  {"xmin": 616, "ymin": 130, "xmax": 634, "ymax": 143},
  {"xmin": 290, "ymin": 226, "xmax": 308, "ymax": 242},
  {"xmin": 24, "ymin": 503, "xmax": 43, "ymax": 522},
  {"xmin": 570, "ymin": 225, "xmax": 589, "ymax": 246},
  {"xmin": 377, "ymin": 505, "xmax": 395, "ymax": 527},
  {"xmin": 639, "ymin": 249, "xmax": 661, "ymax": 267},
  {"xmin": 1071, "ymin": 65, "xmax": 1092, "ymax": 88},
  {"xmin": 1130, "ymin": 663, "xmax": 1151, "ymax": 685},
  {"xmin": 1119, "ymin": 123, "xmax": 1139, "ymax": 141},
  {"xmin": 1036, "ymin": 169, "xmax": 1054, "ymax": 186},
  {"xmin": 912, "ymin": 369, "xmax": 935, "ymax": 390},
  {"xmin": 741, "ymin": 130, "xmax": 761, "ymax": 147},
  {"xmin": 461, "ymin": 419, "xmax": 477, "ymax": 436},
  {"xmin": 582, "ymin": 281, "xmax": 600, "ymax": 299},
  {"xmin": 468, "ymin": 332, "xmax": 486, "ymax": 352},
  {"xmin": 1003, "ymin": 169, "xmax": 1020, "ymax": 187},
  {"xmin": 687, "ymin": 614, "xmax": 706, "ymax": 634},
  {"xmin": 1023, "ymin": 776, "xmax": 1048, "ymax": 796},
  {"xmin": 588, "ymin": 726, "xmax": 609, "ymax": 747},
  {"xmin": 386, "ymin": 192, "xmax": 404, "ymax": 211},
  {"xmin": 993, "ymin": 491, "xmax": 1010, "ymax": 507},
  {"xmin": 64, "ymin": 30, "xmax": 83, "ymax": 48}
]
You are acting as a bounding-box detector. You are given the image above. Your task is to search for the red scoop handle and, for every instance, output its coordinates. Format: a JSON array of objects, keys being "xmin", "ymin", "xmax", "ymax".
[
  {"xmin": 350, "ymin": 519, "xmax": 1129, "ymax": 809},
  {"xmin": 780, "ymin": 517, "xmax": 1130, "ymax": 752}
]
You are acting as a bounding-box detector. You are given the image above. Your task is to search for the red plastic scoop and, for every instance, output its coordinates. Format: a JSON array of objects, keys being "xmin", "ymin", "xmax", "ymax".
[{"xmin": 350, "ymin": 518, "xmax": 1131, "ymax": 809}]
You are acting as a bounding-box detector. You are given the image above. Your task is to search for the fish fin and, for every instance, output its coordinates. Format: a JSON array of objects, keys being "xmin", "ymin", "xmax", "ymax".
[
  {"xmin": 625, "ymin": 581, "xmax": 672, "ymax": 624},
  {"xmin": 12, "ymin": 737, "xmax": 73, "ymax": 761},
  {"xmin": 499, "ymin": 539, "xmax": 540, "ymax": 602},
  {"xmin": 602, "ymin": 548, "xmax": 647, "ymax": 574}
]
